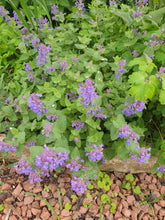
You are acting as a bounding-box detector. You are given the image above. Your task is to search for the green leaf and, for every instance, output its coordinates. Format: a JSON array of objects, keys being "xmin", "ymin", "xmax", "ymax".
[
  {"xmin": 15, "ymin": 131, "xmax": 25, "ymax": 144},
  {"xmin": 75, "ymin": 44, "xmax": 86, "ymax": 49},
  {"xmin": 149, "ymin": 7, "xmax": 165, "ymax": 24},
  {"xmin": 112, "ymin": 114, "xmax": 126, "ymax": 128},
  {"xmin": 87, "ymin": 131, "xmax": 103, "ymax": 142},
  {"xmin": 159, "ymin": 89, "xmax": 165, "ymax": 104},
  {"xmin": 36, "ymin": 0, "xmax": 52, "ymax": 27},
  {"xmin": 30, "ymin": 146, "xmax": 43, "ymax": 161}
]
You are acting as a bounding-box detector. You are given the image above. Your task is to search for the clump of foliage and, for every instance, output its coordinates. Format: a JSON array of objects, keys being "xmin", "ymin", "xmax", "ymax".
[{"xmin": 0, "ymin": 0, "xmax": 165, "ymax": 194}]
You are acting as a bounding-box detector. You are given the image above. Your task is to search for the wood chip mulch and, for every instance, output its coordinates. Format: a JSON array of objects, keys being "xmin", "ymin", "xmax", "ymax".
[{"xmin": 0, "ymin": 164, "xmax": 165, "ymax": 220}]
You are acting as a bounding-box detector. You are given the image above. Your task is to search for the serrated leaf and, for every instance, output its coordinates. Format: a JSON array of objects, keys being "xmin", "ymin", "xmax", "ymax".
[
  {"xmin": 112, "ymin": 114, "xmax": 126, "ymax": 128},
  {"xmin": 128, "ymin": 72, "xmax": 147, "ymax": 84},
  {"xmin": 159, "ymin": 89, "xmax": 165, "ymax": 104},
  {"xmin": 30, "ymin": 146, "xmax": 43, "ymax": 161}
]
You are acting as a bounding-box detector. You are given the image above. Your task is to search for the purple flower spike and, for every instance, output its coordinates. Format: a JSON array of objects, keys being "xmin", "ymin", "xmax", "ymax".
[
  {"xmin": 71, "ymin": 176, "xmax": 89, "ymax": 194},
  {"xmin": 156, "ymin": 165, "xmax": 165, "ymax": 173},
  {"xmin": 78, "ymin": 79, "xmax": 98, "ymax": 108},
  {"xmin": 85, "ymin": 144, "xmax": 105, "ymax": 162},
  {"xmin": 72, "ymin": 120, "xmax": 84, "ymax": 130},
  {"xmin": 75, "ymin": 0, "xmax": 85, "ymax": 16}
]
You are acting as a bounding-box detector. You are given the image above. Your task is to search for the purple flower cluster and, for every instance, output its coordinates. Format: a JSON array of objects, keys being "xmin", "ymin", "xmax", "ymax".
[
  {"xmin": 46, "ymin": 114, "xmax": 58, "ymax": 122},
  {"xmin": 156, "ymin": 165, "xmax": 165, "ymax": 173},
  {"xmin": 28, "ymin": 93, "xmax": 48, "ymax": 117},
  {"xmin": 13, "ymin": 10, "xmax": 23, "ymax": 25},
  {"xmin": 132, "ymin": 50, "xmax": 138, "ymax": 57},
  {"xmin": 38, "ymin": 16, "xmax": 50, "ymax": 29},
  {"xmin": 0, "ymin": 6, "xmax": 8, "ymax": 17},
  {"xmin": 115, "ymin": 60, "xmax": 126, "ymax": 80},
  {"xmin": 42, "ymin": 123, "xmax": 53, "ymax": 138},
  {"xmin": 59, "ymin": 59, "xmax": 68, "ymax": 71},
  {"xmin": 51, "ymin": 4, "xmax": 59, "ymax": 20},
  {"xmin": 132, "ymin": 11, "xmax": 143, "ymax": 17},
  {"xmin": 85, "ymin": 144, "xmax": 105, "ymax": 163},
  {"xmin": 24, "ymin": 62, "xmax": 31, "ymax": 73},
  {"xmin": 65, "ymin": 92, "xmax": 78, "ymax": 101},
  {"xmin": 0, "ymin": 141, "xmax": 17, "ymax": 152},
  {"xmin": 66, "ymin": 156, "xmax": 84, "ymax": 171},
  {"xmin": 130, "ymin": 146, "xmax": 151, "ymax": 163},
  {"xmin": 157, "ymin": 67, "xmax": 165, "ymax": 81},
  {"xmin": 97, "ymin": 45, "xmax": 103, "ymax": 53},
  {"xmin": 75, "ymin": 0, "xmax": 85, "ymax": 16},
  {"xmin": 109, "ymin": 0, "xmax": 117, "ymax": 6},
  {"xmin": 78, "ymin": 79, "xmax": 98, "ymax": 108},
  {"xmin": 149, "ymin": 34, "xmax": 164, "ymax": 47},
  {"xmin": 32, "ymin": 37, "xmax": 40, "ymax": 49},
  {"xmin": 71, "ymin": 176, "xmax": 89, "ymax": 194},
  {"xmin": 135, "ymin": 0, "xmax": 148, "ymax": 5},
  {"xmin": 72, "ymin": 120, "xmax": 85, "ymax": 130},
  {"xmin": 14, "ymin": 158, "xmax": 33, "ymax": 175},
  {"xmin": 36, "ymin": 43, "xmax": 51, "ymax": 67},
  {"xmin": 87, "ymin": 106, "xmax": 107, "ymax": 120},
  {"xmin": 118, "ymin": 125, "xmax": 140, "ymax": 145},
  {"xmin": 71, "ymin": 57, "xmax": 79, "ymax": 62},
  {"xmin": 122, "ymin": 100, "xmax": 145, "ymax": 116},
  {"xmin": 27, "ymin": 141, "xmax": 36, "ymax": 147},
  {"xmin": 35, "ymin": 146, "xmax": 69, "ymax": 176}
]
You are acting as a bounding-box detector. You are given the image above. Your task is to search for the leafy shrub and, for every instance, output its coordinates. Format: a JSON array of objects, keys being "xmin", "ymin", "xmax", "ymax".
[{"xmin": 0, "ymin": 0, "xmax": 165, "ymax": 193}]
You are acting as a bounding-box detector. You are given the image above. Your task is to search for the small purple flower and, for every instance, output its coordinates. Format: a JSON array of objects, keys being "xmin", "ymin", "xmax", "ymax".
[
  {"xmin": 118, "ymin": 125, "xmax": 132, "ymax": 139},
  {"xmin": 38, "ymin": 16, "xmax": 50, "ymax": 29},
  {"xmin": 116, "ymin": 60, "xmax": 126, "ymax": 80},
  {"xmin": 109, "ymin": 0, "xmax": 117, "ymax": 6},
  {"xmin": 97, "ymin": 45, "xmax": 103, "ymax": 53},
  {"xmin": 0, "ymin": 6, "xmax": 8, "ymax": 17},
  {"xmin": 71, "ymin": 176, "xmax": 89, "ymax": 194},
  {"xmin": 51, "ymin": 4, "xmax": 59, "ymax": 20},
  {"xmin": 132, "ymin": 50, "xmax": 138, "ymax": 57},
  {"xmin": 122, "ymin": 100, "xmax": 145, "ymax": 116},
  {"xmin": 66, "ymin": 157, "xmax": 84, "ymax": 172},
  {"xmin": 85, "ymin": 144, "xmax": 105, "ymax": 163},
  {"xmin": 71, "ymin": 57, "xmax": 79, "ymax": 62},
  {"xmin": 28, "ymin": 93, "xmax": 48, "ymax": 117},
  {"xmin": 137, "ymin": 147, "xmax": 151, "ymax": 163},
  {"xmin": 35, "ymin": 145, "xmax": 69, "ymax": 172},
  {"xmin": 135, "ymin": 0, "xmax": 148, "ymax": 5},
  {"xmin": 132, "ymin": 11, "xmax": 143, "ymax": 17},
  {"xmin": 59, "ymin": 59, "xmax": 68, "ymax": 71},
  {"xmin": 78, "ymin": 79, "xmax": 98, "ymax": 108},
  {"xmin": 65, "ymin": 92, "xmax": 78, "ymax": 101},
  {"xmin": 0, "ymin": 141, "xmax": 17, "ymax": 152},
  {"xmin": 72, "ymin": 120, "xmax": 84, "ymax": 130},
  {"xmin": 75, "ymin": 0, "xmax": 85, "ymax": 16},
  {"xmin": 27, "ymin": 141, "xmax": 36, "ymax": 147},
  {"xmin": 14, "ymin": 158, "xmax": 33, "ymax": 175},
  {"xmin": 29, "ymin": 170, "xmax": 42, "ymax": 184},
  {"xmin": 24, "ymin": 62, "xmax": 31, "ymax": 73},
  {"xmin": 156, "ymin": 165, "xmax": 165, "ymax": 173},
  {"xmin": 13, "ymin": 10, "xmax": 23, "ymax": 25},
  {"xmin": 42, "ymin": 123, "xmax": 53, "ymax": 138},
  {"xmin": 46, "ymin": 114, "xmax": 58, "ymax": 122},
  {"xmin": 28, "ymin": 72, "xmax": 34, "ymax": 81},
  {"xmin": 32, "ymin": 37, "xmax": 40, "ymax": 49},
  {"xmin": 48, "ymin": 67, "xmax": 55, "ymax": 73},
  {"xmin": 36, "ymin": 43, "xmax": 51, "ymax": 67}
]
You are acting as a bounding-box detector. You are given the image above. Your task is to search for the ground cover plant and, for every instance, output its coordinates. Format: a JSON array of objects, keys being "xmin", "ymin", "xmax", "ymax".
[{"xmin": 0, "ymin": 0, "xmax": 165, "ymax": 195}]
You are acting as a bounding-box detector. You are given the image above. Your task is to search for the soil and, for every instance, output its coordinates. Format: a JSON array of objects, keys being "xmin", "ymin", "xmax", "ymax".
[{"xmin": 0, "ymin": 162, "xmax": 165, "ymax": 220}]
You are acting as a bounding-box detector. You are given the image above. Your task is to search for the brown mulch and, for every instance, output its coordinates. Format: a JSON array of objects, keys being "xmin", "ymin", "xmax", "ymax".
[{"xmin": 0, "ymin": 163, "xmax": 165, "ymax": 220}]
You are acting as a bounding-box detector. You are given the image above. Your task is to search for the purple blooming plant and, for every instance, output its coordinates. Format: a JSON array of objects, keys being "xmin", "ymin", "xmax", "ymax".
[
  {"xmin": 46, "ymin": 114, "xmax": 58, "ymax": 122},
  {"xmin": 0, "ymin": 141, "xmax": 17, "ymax": 152},
  {"xmin": 28, "ymin": 93, "xmax": 48, "ymax": 117},
  {"xmin": 135, "ymin": 0, "xmax": 148, "ymax": 5},
  {"xmin": 132, "ymin": 10, "xmax": 143, "ymax": 17},
  {"xmin": 122, "ymin": 100, "xmax": 145, "ymax": 116},
  {"xmin": 78, "ymin": 79, "xmax": 98, "ymax": 107},
  {"xmin": 14, "ymin": 158, "xmax": 33, "ymax": 175},
  {"xmin": 35, "ymin": 145, "xmax": 69, "ymax": 173},
  {"xmin": 109, "ymin": 0, "xmax": 117, "ymax": 6},
  {"xmin": 59, "ymin": 59, "xmax": 68, "ymax": 71},
  {"xmin": 115, "ymin": 60, "xmax": 126, "ymax": 80},
  {"xmin": 51, "ymin": 4, "xmax": 59, "ymax": 20},
  {"xmin": 72, "ymin": 120, "xmax": 85, "ymax": 130},
  {"xmin": 156, "ymin": 165, "xmax": 165, "ymax": 173},
  {"xmin": 71, "ymin": 176, "xmax": 89, "ymax": 194},
  {"xmin": 42, "ymin": 123, "xmax": 53, "ymax": 138},
  {"xmin": 130, "ymin": 146, "xmax": 151, "ymax": 163},
  {"xmin": 36, "ymin": 43, "xmax": 51, "ymax": 67},
  {"xmin": 66, "ymin": 156, "xmax": 84, "ymax": 172},
  {"xmin": 85, "ymin": 144, "xmax": 105, "ymax": 163},
  {"xmin": 75, "ymin": 0, "xmax": 85, "ymax": 16}
]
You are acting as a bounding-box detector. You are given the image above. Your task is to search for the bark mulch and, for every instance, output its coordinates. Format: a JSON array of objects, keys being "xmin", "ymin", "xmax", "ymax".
[{"xmin": 0, "ymin": 163, "xmax": 165, "ymax": 220}]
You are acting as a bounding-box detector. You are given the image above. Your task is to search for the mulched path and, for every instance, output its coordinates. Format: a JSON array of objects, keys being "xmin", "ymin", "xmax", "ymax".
[{"xmin": 0, "ymin": 163, "xmax": 165, "ymax": 220}]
